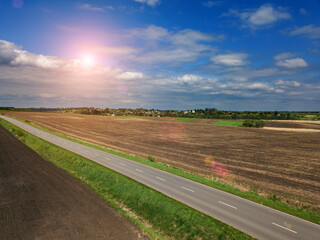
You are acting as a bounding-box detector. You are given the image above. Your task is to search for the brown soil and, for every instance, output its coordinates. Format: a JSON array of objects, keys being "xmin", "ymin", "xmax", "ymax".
[
  {"xmin": 265, "ymin": 120, "xmax": 320, "ymax": 129},
  {"xmin": 0, "ymin": 125, "xmax": 149, "ymax": 240},
  {"xmin": 3, "ymin": 112, "xmax": 320, "ymax": 209}
]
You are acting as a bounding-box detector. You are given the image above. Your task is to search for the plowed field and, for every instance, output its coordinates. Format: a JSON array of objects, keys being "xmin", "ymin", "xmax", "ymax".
[
  {"xmin": 0, "ymin": 124, "xmax": 149, "ymax": 240},
  {"xmin": 3, "ymin": 112, "xmax": 320, "ymax": 209}
]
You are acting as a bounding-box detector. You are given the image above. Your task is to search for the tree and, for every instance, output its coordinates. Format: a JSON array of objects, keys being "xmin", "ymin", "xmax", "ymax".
[
  {"xmin": 255, "ymin": 120, "xmax": 265, "ymax": 128},
  {"xmin": 242, "ymin": 119, "xmax": 254, "ymax": 127}
]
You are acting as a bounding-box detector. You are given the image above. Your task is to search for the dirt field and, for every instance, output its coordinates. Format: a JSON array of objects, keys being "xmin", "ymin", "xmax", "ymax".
[
  {"xmin": 3, "ymin": 112, "xmax": 320, "ymax": 209},
  {"xmin": 265, "ymin": 120, "xmax": 320, "ymax": 130},
  {"xmin": 0, "ymin": 125, "xmax": 149, "ymax": 240}
]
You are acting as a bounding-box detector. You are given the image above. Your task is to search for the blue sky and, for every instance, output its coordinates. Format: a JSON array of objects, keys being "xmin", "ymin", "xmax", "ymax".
[{"xmin": 0, "ymin": 0, "xmax": 319, "ymax": 110}]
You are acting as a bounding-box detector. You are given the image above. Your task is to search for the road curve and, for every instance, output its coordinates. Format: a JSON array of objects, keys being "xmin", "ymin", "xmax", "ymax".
[{"xmin": 1, "ymin": 115, "xmax": 319, "ymax": 240}]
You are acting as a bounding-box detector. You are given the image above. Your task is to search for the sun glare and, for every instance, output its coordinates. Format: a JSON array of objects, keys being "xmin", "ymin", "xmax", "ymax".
[{"xmin": 82, "ymin": 55, "xmax": 95, "ymax": 66}]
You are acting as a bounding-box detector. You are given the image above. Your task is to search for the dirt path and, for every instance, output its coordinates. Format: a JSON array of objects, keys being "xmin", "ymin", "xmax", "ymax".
[
  {"xmin": 263, "ymin": 127, "xmax": 320, "ymax": 132},
  {"xmin": 0, "ymin": 125, "xmax": 149, "ymax": 240}
]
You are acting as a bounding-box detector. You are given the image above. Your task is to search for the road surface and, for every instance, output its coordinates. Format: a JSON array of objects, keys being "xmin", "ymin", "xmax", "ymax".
[{"xmin": 1, "ymin": 115, "xmax": 319, "ymax": 240}]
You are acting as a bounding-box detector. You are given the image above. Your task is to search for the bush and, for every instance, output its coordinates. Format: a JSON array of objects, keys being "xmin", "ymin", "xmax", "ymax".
[
  {"xmin": 147, "ymin": 154, "xmax": 155, "ymax": 162},
  {"xmin": 242, "ymin": 119, "xmax": 254, "ymax": 127},
  {"xmin": 243, "ymin": 119, "xmax": 265, "ymax": 128},
  {"xmin": 255, "ymin": 120, "xmax": 265, "ymax": 128}
]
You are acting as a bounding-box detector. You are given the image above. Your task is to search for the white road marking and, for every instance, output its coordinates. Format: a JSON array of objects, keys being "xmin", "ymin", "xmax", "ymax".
[
  {"xmin": 119, "ymin": 163, "xmax": 126, "ymax": 166},
  {"xmin": 272, "ymin": 222, "xmax": 297, "ymax": 234},
  {"xmin": 84, "ymin": 150, "xmax": 89, "ymax": 153},
  {"xmin": 219, "ymin": 201, "xmax": 237, "ymax": 209},
  {"xmin": 136, "ymin": 168, "xmax": 144, "ymax": 173},
  {"xmin": 156, "ymin": 176, "xmax": 166, "ymax": 181},
  {"xmin": 105, "ymin": 157, "xmax": 110, "ymax": 160},
  {"xmin": 181, "ymin": 187, "xmax": 195, "ymax": 192}
]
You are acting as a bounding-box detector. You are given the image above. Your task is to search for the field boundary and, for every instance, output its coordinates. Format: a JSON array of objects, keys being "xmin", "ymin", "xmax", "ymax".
[{"xmin": 2, "ymin": 114, "xmax": 319, "ymax": 224}]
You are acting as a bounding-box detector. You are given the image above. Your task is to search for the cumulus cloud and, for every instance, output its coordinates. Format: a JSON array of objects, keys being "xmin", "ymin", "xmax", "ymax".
[
  {"xmin": 224, "ymin": 4, "xmax": 290, "ymax": 29},
  {"xmin": 125, "ymin": 25, "xmax": 223, "ymax": 65},
  {"xmin": 77, "ymin": 3, "xmax": 105, "ymax": 12},
  {"xmin": 274, "ymin": 52, "xmax": 295, "ymax": 61},
  {"xmin": 0, "ymin": 40, "xmax": 64, "ymax": 68},
  {"xmin": 211, "ymin": 53, "xmax": 249, "ymax": 67},
  {"xmin": 135, "ymin": 0, "xmax": 160, "ymax": 7},
  {"xmin": 0, "ymin": 40, "xmax": 19, "ymax": 64},
  {"xmin": 0, "ymin": 39, "xmax": 146, "ymax": 107},
  {"xmin": 276, "ymin": 58, "xmax": 308, "ymax": 68},
  {"xmin": 289, "ymin": 25, "xmax": 320, "ymax": 39}
]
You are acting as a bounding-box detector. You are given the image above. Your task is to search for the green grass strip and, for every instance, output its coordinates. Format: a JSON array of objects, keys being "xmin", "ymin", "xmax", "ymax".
[
  {"xmin": 0, "ymin": 118, "xmax": 254, "ymax": 240},
  {"xmin": 3, "ymin": 115, "xmax": 320, "ymax": 224},
  {"xmin": 214, "ymin": 120, "xmax": 243, "ymax": 126}
]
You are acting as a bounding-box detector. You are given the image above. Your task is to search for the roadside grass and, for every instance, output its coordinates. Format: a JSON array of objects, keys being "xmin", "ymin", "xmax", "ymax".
[
  {"xmin": 214, "ymin": 120, "xmax": 243, "ymax": 126},
  {"xmin": 0, "ymin": 118, "xmax": 254, "ymax": 240},
  {"xmin": 174, "ymin": 118, "xmax": 195, "ymax": 122},
  {"xmin": 2, "ymin": 115, "xmax": 320, "ymax": 224}
]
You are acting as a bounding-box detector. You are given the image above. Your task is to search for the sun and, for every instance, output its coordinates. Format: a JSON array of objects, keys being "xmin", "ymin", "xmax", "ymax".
[{"xmin": 81, "ymin": 55, "xmax": 95, "ymax": 66}]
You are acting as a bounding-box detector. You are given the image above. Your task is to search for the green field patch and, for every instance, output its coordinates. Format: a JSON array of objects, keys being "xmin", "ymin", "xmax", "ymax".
[
  {"xmin": 173, "ymin": 118, "xmax": 195, "ymax": 122},
  {"xmin": 214, "ymin": 120, "xmax": 243, "ymax": 126}
]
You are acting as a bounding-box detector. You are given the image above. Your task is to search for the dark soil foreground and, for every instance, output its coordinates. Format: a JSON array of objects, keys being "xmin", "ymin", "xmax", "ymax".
[{"xmin": 0, "ymin": 126, "xmax": 149, "ymax": 240}]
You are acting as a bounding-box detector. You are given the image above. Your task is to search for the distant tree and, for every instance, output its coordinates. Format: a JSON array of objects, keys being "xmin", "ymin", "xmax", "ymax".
[
  {"xmin": 255, "ymin": 120, "xmax": 265, "ymax": 128},
  {"xmin": 242, "ymin": 119, "xmax": 254, "ymax": 127}
]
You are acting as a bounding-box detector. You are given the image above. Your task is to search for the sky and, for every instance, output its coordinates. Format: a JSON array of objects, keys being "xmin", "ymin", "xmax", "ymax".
[{"xmin": 0, "ymin": 0, "xmax": 319, "ymax": 110}]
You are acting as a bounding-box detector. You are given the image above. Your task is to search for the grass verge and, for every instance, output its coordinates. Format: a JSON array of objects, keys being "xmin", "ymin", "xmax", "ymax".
[
  {"xmin": 2, "ymin": 115, "xmax": 320, "ymax": 224},
  {"xmin": 214, "ymin": 120, "xmax": 243, "ymax": 126},
  {"xmin": 0, "ymin": 118, "xmax": 254, "ymax": 240}
]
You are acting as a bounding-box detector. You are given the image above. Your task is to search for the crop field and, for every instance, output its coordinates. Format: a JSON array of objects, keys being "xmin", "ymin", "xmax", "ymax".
[
  {"xmin": 3, "ymin": 111, "xmax": 320, "ymax": 211},
  {"xmin": 214, "ymin": 120, "xmax": 243, "ymax": 126}
]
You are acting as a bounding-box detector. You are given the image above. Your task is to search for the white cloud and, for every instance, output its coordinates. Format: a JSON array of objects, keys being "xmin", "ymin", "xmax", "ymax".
[
  {"xmin": 203, "ymin": 1, "xmax": 223, "ymax": 7},
  {"xmin": 289, "ymin": 25, "xmax": 320, "ymax": 39},
  {"xmin": 224, "ymin": 4, "xmax": 290, "ymax": 29},
  {"xmin": 275, "ymin": 79, "xmax": 300, "ymax": 87},
  {"xmin": 275, "ymin": 89, "xmax": 284, "ymax": 93},
  {"xmin": 88, "ymin": 45, "xmax": 139, "ymax": 57},
  {"xmin": 219, "ymin": 82, "xmax": 275, "ymax": 91},
  {"xmin": 128, "ymin": 25, "xmax": 169, "ymax": 42},
  {"xmin": 274, "ymin": 52, "xmax": 295, "ymax": 61},
  {"xmin": 125, "ymin": 25, "xmax": 223, "ymax": 64},
  {"xmin": 211, "ymin": 53, "xmax": 249, "ymax": 66},
  {"xmin": 221, "ymin": 67, "xmax": 292, "ymax": 82},
  {"xmin": 135, "ymin": 0, "xmax": 160, "ymax": 7},
  {"xmin": 177, "ymin": 75, "xmax": 203, "ymax": 83},
  {"xmin": 0, "ymin": 40, "xmax": 149, "ymax": 108},
  {"xmin": 276, "ymin": 58, "xmax": 307, "ymax": 68},
  {"xmin": 299, "ymin": 8, "xmax": 308, "ymax": 16},
  {"xmin": 77, "ymin": 3, "xmax": 104, "ymax": 12},
  {"xmin": 116, "ymin": 72, "xmax": 144, "ymax": 80},
  {"xmin": 0, "ymin": 40, "xmax": 64, "ymax": 69},
  {"xmin": 0, "ymin": 40, "xmax": 19, "ymax": 64}
]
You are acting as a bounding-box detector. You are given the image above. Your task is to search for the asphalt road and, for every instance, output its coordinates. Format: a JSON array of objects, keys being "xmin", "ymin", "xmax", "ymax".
[{"xmin": 1, "ymin": 115, "xmax": 320, "ymax": 240}]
